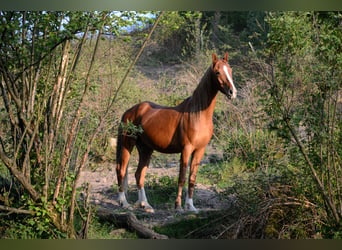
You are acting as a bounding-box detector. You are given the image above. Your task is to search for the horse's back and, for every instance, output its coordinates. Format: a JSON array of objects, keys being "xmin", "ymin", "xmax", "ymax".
[
  {"xmin": 121, "ymin": 101, "xmax": 154, "ymax": 123},
  {"xmin": 121, "ymin": 101, "xmax": 185, "ymax": 153}
]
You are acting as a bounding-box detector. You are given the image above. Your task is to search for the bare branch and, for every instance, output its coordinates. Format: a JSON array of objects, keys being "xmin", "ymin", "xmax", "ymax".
[
  {"xmin": 284, "ymin": 118, "xmax": 340, "ymax": 224},
  {"xmin": 0, "ymin": 205, "xmax": 34, "ymax": 216},
  {"xmin": 96, "ymin": 208, "xmax": 168, "ymax": 239},
  {"xmin": 53, "ymin": 19, "xmax": 103, "ymax": 205},
  {"xmin": 0, "ymin": 146, "xmax": 39, "ymax": 201}
]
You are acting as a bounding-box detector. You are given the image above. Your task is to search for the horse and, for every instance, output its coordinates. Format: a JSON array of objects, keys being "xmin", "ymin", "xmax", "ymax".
[{"xmin": 115, "ymin": 52, "xmax": 237, "ymax": 213}]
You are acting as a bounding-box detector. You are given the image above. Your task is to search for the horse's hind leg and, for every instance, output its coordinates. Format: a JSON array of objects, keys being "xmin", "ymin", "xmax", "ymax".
[
  {"xmin": 116, "ymin": 136, "xmax": 135, "ymax": 208},
  {"xmin": 135, "ymin": 145, "xmax": 154, "ymax": 213},
  {"xmin": 175, "ymin": 146, "xmax": 193, "ymax": 211}
]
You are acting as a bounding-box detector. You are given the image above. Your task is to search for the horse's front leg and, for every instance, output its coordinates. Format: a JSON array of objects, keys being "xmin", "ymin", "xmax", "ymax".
[
  {"xmin": 175, "ymin": 146, "xmax": 193, "ymax": 211},
  {"xmin": 186, "ymin": 147, "xmax": 205, "ymax": 213}
]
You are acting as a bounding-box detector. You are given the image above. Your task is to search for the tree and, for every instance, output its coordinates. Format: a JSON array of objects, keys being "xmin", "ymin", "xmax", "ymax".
[
  {"xmin": 0, "ymin": 11, "xmax": 147, "ymax": 238},
  {"xmin": 260, "ymin": 11, "xmax": 342, "ymax": 232}
]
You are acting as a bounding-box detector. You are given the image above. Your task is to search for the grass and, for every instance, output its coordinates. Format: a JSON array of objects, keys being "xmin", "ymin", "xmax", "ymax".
[
  {"xmin": 153, "ymin": 213, "xmax": 214, "ymax": 239},
  {"xmin": 144, "ymin": 175, "xmax": 178, "ymax": 209},
  {"xmin": 197, "ymin": 157, "xmax": 248, "ymax": 190},
  {"xmin": 87, "ymin": 216, "xmax": 138, "ymax": 239}
]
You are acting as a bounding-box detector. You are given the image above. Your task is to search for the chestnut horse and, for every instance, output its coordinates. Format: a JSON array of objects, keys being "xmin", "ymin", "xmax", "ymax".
[{"xmin": 116, "ymin": 52, "xmax": 237, "ymax": 213}]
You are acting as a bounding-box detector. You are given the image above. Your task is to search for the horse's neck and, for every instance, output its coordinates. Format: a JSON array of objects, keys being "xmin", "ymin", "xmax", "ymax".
[{"xmin": 188, "ymin": 67, "xmax": 218, "ymax": 115}]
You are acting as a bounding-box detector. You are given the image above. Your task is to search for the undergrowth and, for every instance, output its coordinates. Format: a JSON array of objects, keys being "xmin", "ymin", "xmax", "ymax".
[{"xmin": 154, "ymin": 162, "xmax": 322, "ymax": 239}]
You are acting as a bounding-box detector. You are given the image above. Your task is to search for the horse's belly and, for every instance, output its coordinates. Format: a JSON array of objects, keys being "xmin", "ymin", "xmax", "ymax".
[
  {"xmin": 139, "ymin": 130, "xmax": 182, "ymax": 153},
  {"xmin": 139, "ymin": 109, "xmax": 183, "ymax": 153}
]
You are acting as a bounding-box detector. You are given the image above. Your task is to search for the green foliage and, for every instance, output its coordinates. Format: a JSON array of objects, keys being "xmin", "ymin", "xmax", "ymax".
[
  {"xmin": 261, "ymin": 11, "xmax": 342, "ymax": 231},
  {"xmin": 3, "ymin": 218, "xmax": 63, "ymax": 239},
  {"xmin": 120, "ymin": 120, "xmax": 144, "ymax": 139},
  {"xmin": 145, "ymin": 11, "xmax": 209, "ymax": 63},
  {"xmin": 154, "ymin": 214, "xmax": 213, "ymax": 238},
  {"xmin": 0, "ymin": 10, "xmax": 150, "ymax": 238},
  {"xmin": 3, "ymin": 200, "xmax": 66, "ymax": 239},
  {"xmin": 198, "ymin": 158, "xmax": 247, "ymax": 189}
]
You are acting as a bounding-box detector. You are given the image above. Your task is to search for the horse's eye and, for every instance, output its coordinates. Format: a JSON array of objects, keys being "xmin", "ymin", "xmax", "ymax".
[{"xmin": 215, "ymin": 71, "xmax": 220, "ymax": 76}]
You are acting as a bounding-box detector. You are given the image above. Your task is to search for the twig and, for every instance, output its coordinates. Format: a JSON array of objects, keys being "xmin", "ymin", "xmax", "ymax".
[{"xmin": 0, "ymin": 204, "xmax": 34, "ymax": 215}]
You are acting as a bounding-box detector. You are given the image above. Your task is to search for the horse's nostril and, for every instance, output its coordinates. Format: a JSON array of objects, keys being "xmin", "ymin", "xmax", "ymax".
[{"xmin": 229, "ymin": 89, "xmax": 233, "ymax": 95}]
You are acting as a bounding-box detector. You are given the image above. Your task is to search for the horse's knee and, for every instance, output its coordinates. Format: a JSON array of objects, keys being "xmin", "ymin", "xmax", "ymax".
[
  {"xmin": 135, "ymin": 171, "xmax": 141, "ymax": 186},
  {"xmin": 178, "ymin": 177, "xmax": 186, "ymax": 187},
  {"xmin": 189, "ymin": 173, "xmax": 197, "ymax": 185}
]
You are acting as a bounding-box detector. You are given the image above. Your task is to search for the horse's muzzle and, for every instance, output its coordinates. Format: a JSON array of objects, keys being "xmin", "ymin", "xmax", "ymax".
[
  {"xmin": 223, "ymin": 85, "xmax": 234, "ymax": 99},
  {"xmin": 227, "ymin": 89, "xmax": 233, "ymax": 99}
]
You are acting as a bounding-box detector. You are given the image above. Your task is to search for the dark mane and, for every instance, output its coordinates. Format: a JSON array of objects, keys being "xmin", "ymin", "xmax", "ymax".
[{"xmin": 185, "ymin": 66, "xmax": 218, "ymax": 113}]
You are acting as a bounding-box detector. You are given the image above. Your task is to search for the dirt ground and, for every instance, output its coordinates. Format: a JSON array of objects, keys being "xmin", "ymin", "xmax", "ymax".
[{"xmin": 78, "ymin": 151, "xmax": 234, "ymax": 230}]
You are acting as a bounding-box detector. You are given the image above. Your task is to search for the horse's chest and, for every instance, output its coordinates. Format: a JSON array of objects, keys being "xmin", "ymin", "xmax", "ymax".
[{"xmin": 185, "ymin": 118, "xmax": 213, "ymax": 146}]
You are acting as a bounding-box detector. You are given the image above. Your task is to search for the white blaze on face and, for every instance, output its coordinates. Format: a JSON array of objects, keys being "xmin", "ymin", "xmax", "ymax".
[{"xmin": 223, "ymin": 65, "xmax": 237, "ymax": 99}]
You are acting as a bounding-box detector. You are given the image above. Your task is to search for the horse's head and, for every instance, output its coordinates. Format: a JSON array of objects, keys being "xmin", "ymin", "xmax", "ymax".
[{"xmin": 212, "ymin": 52, "xmax": 237, "ymax": 99}]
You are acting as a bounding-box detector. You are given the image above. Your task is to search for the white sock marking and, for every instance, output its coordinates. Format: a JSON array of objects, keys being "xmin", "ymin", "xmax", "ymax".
[
  {"xmin": 118, "ymin": 191, "xmax": 130, "ymax": 207},
  {"xmin": 138, "ymin": 187, "xmax": 148, "ymax": 203},
  {"xmin": 137, "ymin": 187, "xmax": 154, "ymax": 212},
  {"xmin": 185, "ymin": 193, "xmax": 198, "ymax": 212}
]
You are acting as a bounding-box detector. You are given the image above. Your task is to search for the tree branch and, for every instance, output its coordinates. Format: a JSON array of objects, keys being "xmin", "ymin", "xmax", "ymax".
[
  {"xmin": 96, "ymin": 208, "xmax": 168, "ymax": 239},
  {"xmin": 0, "ymin": 146, "xmax": 39, "ymax": 202},
  {"xmin": 0, "ymin": 205, "xmax": 34, "ymax": 215},
  {"xmin": 53, "ymin": 19, "xmax": 103, "ymax": 206},
  {"xmin": 284, "ymin": 118, "xmax": 340, "ymax": 224}
]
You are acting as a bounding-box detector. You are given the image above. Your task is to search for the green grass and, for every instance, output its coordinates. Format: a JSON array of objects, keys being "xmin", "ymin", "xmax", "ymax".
[
  {"xmin": 153, "ymin": 214, "xmax": 212, "ymax": 239},
  {"xmin": 145, "ymin": 175, "xmax": 178, "ymax": 207},
  {"xmin": 197, "ymin": 157, "xmax": 248, "ymax": 189}
]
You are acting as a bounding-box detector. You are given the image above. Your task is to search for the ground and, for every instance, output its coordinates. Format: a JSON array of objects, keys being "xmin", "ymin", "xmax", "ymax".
[{"xmin": 78, "ymin": 146, "xmax": 234, "ymax": 234}]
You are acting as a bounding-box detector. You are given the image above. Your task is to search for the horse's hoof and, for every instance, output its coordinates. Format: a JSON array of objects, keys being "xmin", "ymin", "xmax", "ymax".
[
  {"xmin": 144, "ymin": 206, "xmax": 155, "ymax": 213},
  {"xmin": 175, "ymin": 205, "xmax": 184, "ymax": 214},
  {"xmin": 185, "ymin": 204, "xmax": 199, "ymax": 214},
  {"xmin": 136, "ymin": 201, "xmax": 155, "ymax": 213},
  {"xmin": 186, "ymin": 207, "xmax": 199, "ymax": 214},
  {"xmin": 119, "ymin": 201, "xmax": 133, "ymax": 210}
]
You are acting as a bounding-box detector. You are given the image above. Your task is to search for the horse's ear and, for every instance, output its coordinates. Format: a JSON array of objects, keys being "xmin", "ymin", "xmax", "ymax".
[
  {"xmin": 224, "ymin": 51, "xmax": 229, "ymax": 62},
  {"xmin": 212, "ymin": 53, "xmax": 218, "ymax": 65}
]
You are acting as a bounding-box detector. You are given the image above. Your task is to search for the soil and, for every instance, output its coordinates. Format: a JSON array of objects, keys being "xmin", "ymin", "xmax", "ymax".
[{"xmin": 78, "ymin": 149, "xmax": 234, "ymax": 232}]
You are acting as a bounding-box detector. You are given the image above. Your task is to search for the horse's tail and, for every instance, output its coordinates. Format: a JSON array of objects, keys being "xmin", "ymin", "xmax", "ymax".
[{"xmin": 116, "ymin": 122, "xmax": 123, "ymax": 166}]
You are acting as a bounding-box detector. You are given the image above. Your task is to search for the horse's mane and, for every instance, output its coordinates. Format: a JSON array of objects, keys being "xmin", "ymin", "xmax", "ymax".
[{"xmin": 187, "ymin": 66, "xmax": 218, "ymax": 113}]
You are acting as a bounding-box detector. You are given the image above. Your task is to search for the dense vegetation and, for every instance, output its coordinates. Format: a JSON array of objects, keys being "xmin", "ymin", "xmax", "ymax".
[{"xmin": 0, "ymin": 11, "xmax": 341, "ymax": 238}]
